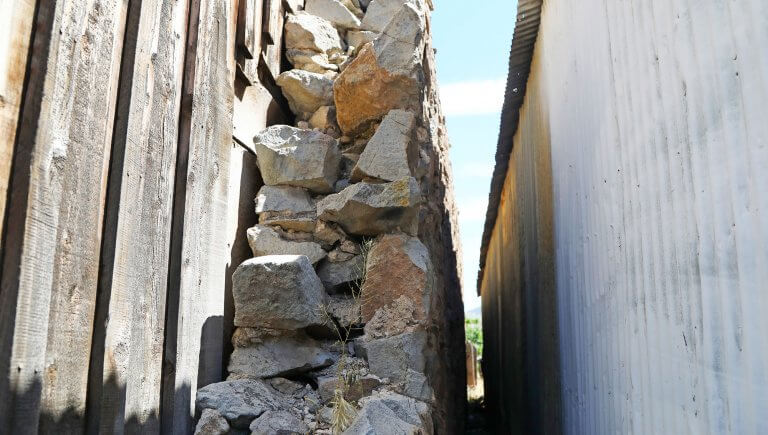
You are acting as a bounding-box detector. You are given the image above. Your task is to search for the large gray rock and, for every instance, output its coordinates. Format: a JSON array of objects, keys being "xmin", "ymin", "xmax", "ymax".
[
  {"xmin": 233, "ymin": 255, "xmax": 327, "ymax": 329},
  {"xmin": 285, "ymin": 12, "xmax": 344, "ymax": 55},
  {"xmin": 255, "ymin": 185, "xmax": 317, "ymax": 232},
  {"xmin": 247, "ymin": 225, "xmax": 326, "ymax": 264},
  {"xmin": 334, "ymin": 3, "xmax": 426, "ymax": 135},
  {"xmin": 194, "ymin": 409, "xmax": 229, "ymax": 435},
  {"xmin": 342, "ymin": 391, "xmax": 433, "ymax": 435},
  {"xmin": 228, "ymin": 331, "xmax": 334, "ymax": 379},
  {"xmin": 306, "ymin": 0, "xmax": 361, "ymax": 29},
  {"xmin": 276, "ymin": 69, "xmax": 335, "ymax": 117},
  {"xmin": 317, "ymin": 255, "xmax": 364, "ymax": 291},
  {"xmin": 253, "ymin": 125, "xmax": 341, "ymax": 193},
  {"xmin": 352, "ymin": 110, "xmax": 415, "ymax": 182},
  {"xmin": 250, "ymin": 410, "xmax": 309, "ymax": 435},
  {"xmin": 364, "ymin": 330, "xmax": 434, "ymax": 402},
  {"xmin": 316, "ymin": 178, "xmax": 421, "ymax": 236},
  {"xmin": 360, "ymin": 0, "xmax": 422, "ymax": 32},
  {"xmin": 195, "ymin": 379, "xmax": 286, "ymax": 429}
]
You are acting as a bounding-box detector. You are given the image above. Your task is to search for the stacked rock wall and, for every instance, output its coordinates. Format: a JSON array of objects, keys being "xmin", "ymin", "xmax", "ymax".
[{"xmin": 194, "ymin": 0, "xmax": 463, "ymax": 433}]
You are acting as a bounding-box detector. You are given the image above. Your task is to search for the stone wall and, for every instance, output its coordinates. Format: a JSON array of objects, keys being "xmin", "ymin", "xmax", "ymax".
[{"xmin": 193, "ymin": 0, "xmax": 464, "ymax": 434}]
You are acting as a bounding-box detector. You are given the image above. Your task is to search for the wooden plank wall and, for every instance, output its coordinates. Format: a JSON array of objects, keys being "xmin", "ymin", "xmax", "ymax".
[{"xmin": 0, "ymin": 0, "xmax": 290, "ymax": 432}]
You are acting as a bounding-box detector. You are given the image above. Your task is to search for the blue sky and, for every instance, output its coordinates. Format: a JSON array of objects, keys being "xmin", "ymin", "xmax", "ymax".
[{"xmin": 431, "ymin": 0, "xmax": 518, "ymax": 311}]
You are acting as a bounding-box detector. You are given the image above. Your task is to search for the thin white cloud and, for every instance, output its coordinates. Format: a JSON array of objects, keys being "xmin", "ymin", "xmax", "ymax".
[{"xmin": 440, "ymin": 78, "xmax": 506, "ymax": 116}]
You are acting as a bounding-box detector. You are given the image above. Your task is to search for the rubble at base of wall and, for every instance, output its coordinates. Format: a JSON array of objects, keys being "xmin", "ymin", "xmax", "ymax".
[{"xmin": 193, "ymin": 0, "xmax": 464, "ymax": 434}]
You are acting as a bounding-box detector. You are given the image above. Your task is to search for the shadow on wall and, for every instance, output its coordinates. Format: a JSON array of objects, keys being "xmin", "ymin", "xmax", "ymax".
[{"xmin": 1, "ymin": 318, "xmax": 232, "ymax": 432}]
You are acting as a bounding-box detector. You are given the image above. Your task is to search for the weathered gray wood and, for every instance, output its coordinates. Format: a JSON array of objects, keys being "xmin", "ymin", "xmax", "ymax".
[
  {"xmin": 83, "ymin": 0, "xmax": 190, "ymax": 433},
  {"xmin": 162, "ymin": 0, "xmax": 235, "ymax": 433},
  {"xmin": 261, "ymin": 0, "xmax": 284, "ymax": 79},
  {"xmin": 0, "ymin": 0, "xmax": 36, "ymax": 259},
  {"xmin": 237, "ymin": 0, "xmax": 262, "ymax": 59},
  {"xmin": 0, "ymin": 0, "xmax": 128, "ymax": 432}
]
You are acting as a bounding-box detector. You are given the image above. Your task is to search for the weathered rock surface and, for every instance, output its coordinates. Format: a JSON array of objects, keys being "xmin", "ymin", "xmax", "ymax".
[
  {"xmin": 316, "ymin": 178, "xmax": 421, "ymax": 235},
  {"xmin": 364, "ymin": 330, "xmax": 434, "ymax": 402},
  {"xmin": 334, "ymin": 4, "xmax": 425, "ymax": 135},
  {"xmin": 228, "ymin": 331, "xmax": 334, "ymax": 379},
  {"xmin": 253, "ymin": 125, "xmax": 341, "ymax": 193},
  {"xmin": 285, "ymin": 12, "xmax": 344, "ymax": 56},
  {"xmin": 317, "ymin": 255, "xmax": 364, "ymax": 291},
  {"xmin": 195, "ymin": 379, "xmax": 286, "ymax": 429},
  {"xmin": 361, "ymin": 233, "xmax": 431, "ymax": 322},
  {"xmin": 277, "ymin": 69, "xmax": 335, "ymax": 117},
  {"xmin": 352, "ymin": 109, "xmax": 416, "ymax": 182},
  {"xmin": 247, "ymin": 225, "xmax": 326, "ymax": 264},
  {"xmin": 233, "ymin": 255, "xmax": 327, "ymax": 329},
  {"xmin": 342, "ymin": 391, "xmax": 433, "ymax": 435},
  {"xmin": 346, "ymin": 30, "xmax": 378, "ymax": 50},
  {"xmin": 250, "ymin": 410, "xmax": 309, "ymax": 435},
  {"xmin": 327, "ymin": 295, "xmax": 363, "ymax": 327},
  {"xmin": 360, "ymin": 0, "xmax": 420, "ymax": 32},
  {"xmin": 255, "ymin": 185, "xmax": 317, "ymax": 232},
  {"xmin": 364, "ymin": 295, "xmax": 420, "ymax": 338},
  {"xmin": 306, "ymin": 0, "xmax": 361, "ymax": 29},
  {"xmin": 194, "ymin": 409, "xmax": 229, "ymax": 435}
]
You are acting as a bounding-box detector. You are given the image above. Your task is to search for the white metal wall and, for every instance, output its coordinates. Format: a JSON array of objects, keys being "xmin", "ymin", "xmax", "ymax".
[{"xmin": 534, "ymin": 0, "xmax": 768, "ymax": 433}]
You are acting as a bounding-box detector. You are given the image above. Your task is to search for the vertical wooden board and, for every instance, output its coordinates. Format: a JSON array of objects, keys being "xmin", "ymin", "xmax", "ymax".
[
  {"xmin": 163, "ymin": 0, "xmax": 234, "ymax": 433},
  {"xmin": 86, "ymin": 0, "xmax": 190, "ymax": 433},
  {"xmin": 0, "ymin": 0, "xmax": 36, "ymax": 256},
  {"xmin": 0, "ymin": 0, "xmax": 128, "ymax": 432},
  {"xmin": 237, "ymin": 0, "xmax": 262, "ymax": 59},
  {"xmin": 261, "ymin": 0, "xmax": 284, "ymax": 79}
]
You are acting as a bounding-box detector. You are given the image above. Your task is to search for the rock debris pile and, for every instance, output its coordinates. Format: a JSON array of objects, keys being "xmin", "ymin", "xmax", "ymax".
[{"xmin": 194, "ymin": 0, "xmax": 459, "ymax": 433}]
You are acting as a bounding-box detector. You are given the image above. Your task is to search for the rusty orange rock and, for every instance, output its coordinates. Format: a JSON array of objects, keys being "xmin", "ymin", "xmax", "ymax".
[{"xmin": 361, "ymin": 233, "xmax": 433, "ymax": 323}]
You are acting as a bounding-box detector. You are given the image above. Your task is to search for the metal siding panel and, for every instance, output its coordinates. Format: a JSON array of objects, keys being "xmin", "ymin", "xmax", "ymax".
[{"xmin": 481, "ymin": 0, "xmax": 768, "ymax": 433}]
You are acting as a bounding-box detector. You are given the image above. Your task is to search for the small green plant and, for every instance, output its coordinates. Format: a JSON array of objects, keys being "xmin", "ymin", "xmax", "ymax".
[
  {"xmin": 317, "ymin": 237, "xmax": 374, "ymax": 434},
  {"xmin": 465, "ymin": 318, "xmax": 483, "ymax": 355}
]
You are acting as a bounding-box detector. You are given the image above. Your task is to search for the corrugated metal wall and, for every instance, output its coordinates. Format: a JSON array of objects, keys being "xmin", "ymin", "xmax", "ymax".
[{"xmin": 481, "ymin": 0, "xmax": 768, "ymax": 433}]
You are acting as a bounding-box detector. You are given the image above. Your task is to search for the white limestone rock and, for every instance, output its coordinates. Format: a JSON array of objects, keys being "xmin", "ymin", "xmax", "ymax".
[
  {"xmin": 286, "ymin": 49, "xmax": 339, "ymax": 73},
  {"xmin": 316, "ymin": 177, "xmax": 421, "ymax": 235},
  {"xmin": 228, "ymin": 331, "xmax": 334, "ymax": 379},
  {"xmin": 233, "ymin": 255, "xmax": 327, "ymax": 329},
  {"xmin": 195, "ymin": 379, "xmax": 287, "ymax": 429},
  {"xmin": 276, "ymin": 69, "xmax": 335, "ymax": 117},
  {"xmin": 285, "ymin": 12, "xmax": 344, "ymax": 56},
  {"xmin": 255, "ymin": 185, "xmax": 317, "ymax": 232},
  {"xmin": 346, "ymin": 30, "xmax": 378, "ymax": 50},
  {"xmin": 360, "ymin": 0, "xmax": 423, "ymax": 32},
  {"xmin": 305, "ymin": 0, "xmax": 361, "ymax": 29},
  {"xmin": 352, "ymin": 109, "xmax": 415, "ymax": 182},
  {"xmin": 247, "ymin": 225, "xmax": 326, "ymax": 265},
  {"xmin": 253, "ymin": 125, "xmax": 341, "ymax": 194}
]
